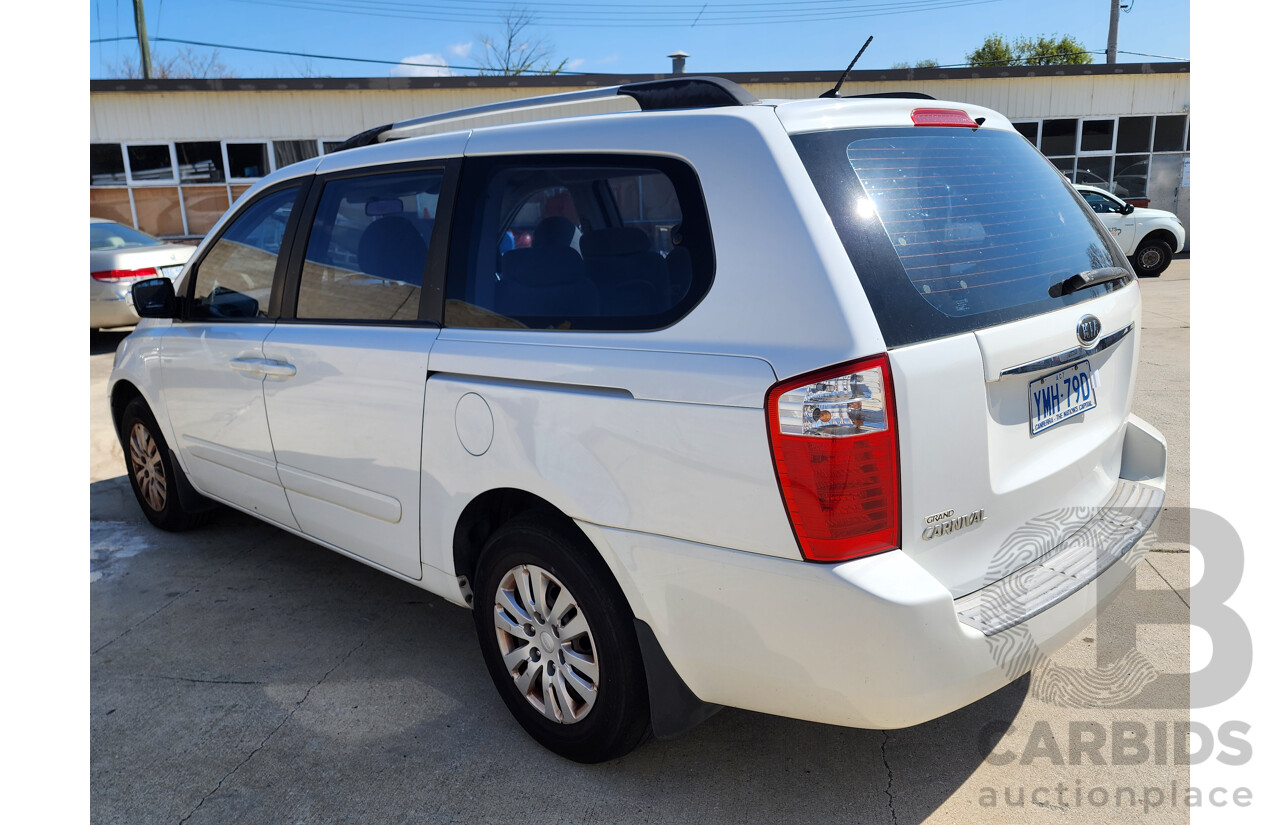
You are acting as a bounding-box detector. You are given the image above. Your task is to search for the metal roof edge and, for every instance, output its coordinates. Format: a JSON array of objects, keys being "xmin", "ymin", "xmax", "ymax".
[{"xmin": 89, "ymin": 62, "xmax": 1190, "ymax": 93}]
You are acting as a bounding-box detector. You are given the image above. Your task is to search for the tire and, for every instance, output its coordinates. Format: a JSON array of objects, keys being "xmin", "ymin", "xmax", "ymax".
[
  {"xmin": 1129, "ymin": 237, "xmax": 1172, "ymax": 277},
  {"xmin": 472, "ymin": 512, "xmax": 651, "ymax": 763},
  {"xmin": 120, "ymin": 397, "xmax": 213, "ymax": 531}
]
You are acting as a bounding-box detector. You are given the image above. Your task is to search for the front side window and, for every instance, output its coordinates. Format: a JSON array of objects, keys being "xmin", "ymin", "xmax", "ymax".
[
  {"xmin": 1081, "ymin": 191, "xmax": 1125, "ymax": 214},
  {"xmin": 445, "ymin": 156, "xmax": 713, "ymax": 331},
  {"xmin": 294, "ymin": 169, "xmax": 443, "ymax": 322},
  {"xmin": 189, "ymin": 186, "xmax": 300, "ymax": 320}
]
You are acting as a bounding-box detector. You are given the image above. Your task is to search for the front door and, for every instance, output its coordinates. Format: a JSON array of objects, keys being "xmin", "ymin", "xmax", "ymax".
[{"xmin": 161, "ymin": 184, "xmax": 306, "ymax": 528}]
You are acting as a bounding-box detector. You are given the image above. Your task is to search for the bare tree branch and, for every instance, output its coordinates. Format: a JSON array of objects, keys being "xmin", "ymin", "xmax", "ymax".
[{"xmin": 475, "ymin": 6, "xmax": 566, "ymax": 76}]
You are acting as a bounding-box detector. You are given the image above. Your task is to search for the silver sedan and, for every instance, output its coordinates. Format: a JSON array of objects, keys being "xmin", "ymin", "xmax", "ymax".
[{"xmin": 90, "ymin": 218, "xmax": 195, "ymax": 328}]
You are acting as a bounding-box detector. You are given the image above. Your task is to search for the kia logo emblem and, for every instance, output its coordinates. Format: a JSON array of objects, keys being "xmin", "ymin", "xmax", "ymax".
[{"xmin": 1077, "ymin": 315, "xmax": 1102, "ymax": 347}]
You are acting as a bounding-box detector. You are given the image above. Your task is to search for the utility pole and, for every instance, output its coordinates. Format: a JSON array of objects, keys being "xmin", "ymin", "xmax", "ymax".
[
  {"xmin": 133, "ymin": 0, "xmax": 154, "ymax": 79},
  {"xmin": 1106, "ymin": 0, "xmax": 1121, "ymax": 64}
]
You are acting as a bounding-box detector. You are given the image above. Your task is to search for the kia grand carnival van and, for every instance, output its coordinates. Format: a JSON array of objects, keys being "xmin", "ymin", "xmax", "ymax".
[{"xmin": 110, "ymin": 77, "xmax": 1166, "ymax": 763}]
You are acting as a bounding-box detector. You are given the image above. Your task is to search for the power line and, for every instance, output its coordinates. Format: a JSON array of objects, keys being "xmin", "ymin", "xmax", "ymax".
[
  {"xmin": 224, "ymin": 0, "xmax": 1008, "ymax": 28},
  {"xmin": 88, "ymin": 35, "xmax": 592, "ymax": 74}
]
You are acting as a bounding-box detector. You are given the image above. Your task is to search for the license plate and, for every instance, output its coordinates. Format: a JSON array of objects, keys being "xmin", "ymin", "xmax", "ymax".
[{"xmin": 1028, "ymin": 361, "xmax": 1096, "ymax": 435}]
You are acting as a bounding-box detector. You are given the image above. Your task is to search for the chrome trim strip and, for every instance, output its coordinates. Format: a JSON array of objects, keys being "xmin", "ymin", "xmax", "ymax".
[
  {"xmin": 998, "ymin": 323, "xmax": 1134, "ymax": 378},
  {"xmin": 954, "ymin": 478, "xmax": 1164, "ymax": 636}
]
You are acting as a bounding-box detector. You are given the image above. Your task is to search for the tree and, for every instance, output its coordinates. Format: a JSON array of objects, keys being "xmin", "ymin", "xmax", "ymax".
[
  {"xmin": 110, "ymin": 46, "xmax": 236, "ymax": 79},
  {"xmin": 966, "ymin": 34, "xmax": 1018, "ymax": 67},
  {"xmin": 1016, "ymin": 34, "xmax": 1093, "ymax": 66},
  {"xmin": 890, "ymin": 59, "xmax": 940, "ymax": 69},
  {"xmin": 966, "ymin": 33, "xmax": 1094, "ymax": 68},
  {"xmin": 476, "ymin": 7, "xmax": 566, "ymax": 76}
]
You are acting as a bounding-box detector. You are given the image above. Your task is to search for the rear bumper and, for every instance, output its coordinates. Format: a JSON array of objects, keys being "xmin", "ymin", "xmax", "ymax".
[
  {"xmin": 584, "ymin": 413, "xmax": 1166, "ymax": 730},
  {"xmin": 90, "ymin": 291, "xmax": 140, "ymax": 329}
]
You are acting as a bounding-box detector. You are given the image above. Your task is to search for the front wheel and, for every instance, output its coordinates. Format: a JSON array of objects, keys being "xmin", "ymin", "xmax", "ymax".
[
  {"xmin": 1130, "ymin": 238, "xmax": 1172, "ymax": 277},
  {"xmin": 120, "ymin": 397, "xmax": 212, "ymax": 531},
  {"xmin": 472, "ymin": 513, "xmax": 650, "ymax": 763}
]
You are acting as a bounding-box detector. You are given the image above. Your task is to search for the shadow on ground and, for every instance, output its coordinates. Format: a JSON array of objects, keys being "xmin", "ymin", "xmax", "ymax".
[{"xmin": 91, "ymin": 476, "xmax": 1027, "ymax": 825}]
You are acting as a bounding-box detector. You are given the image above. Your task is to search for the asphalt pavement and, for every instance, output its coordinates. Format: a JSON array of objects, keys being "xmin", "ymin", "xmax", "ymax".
[{"xmin": 90, "ymin": 257, "xmax": 1191, "ymax": 824}]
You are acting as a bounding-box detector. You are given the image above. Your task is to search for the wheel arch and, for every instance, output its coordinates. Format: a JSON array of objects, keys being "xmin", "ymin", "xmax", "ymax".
[
  {"xmin": 1137, "ymin": 228, "xmax": 1179, "ymax": 251},
  {"xmin": 451, "ymin": 488, "xmax": 586, "ymax": 604}
]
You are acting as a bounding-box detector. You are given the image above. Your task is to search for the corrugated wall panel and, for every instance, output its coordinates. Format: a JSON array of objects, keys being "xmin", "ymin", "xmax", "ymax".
[{"xmin": 90, "ymin": 73, "xmax": 1188, "ymax": 143}]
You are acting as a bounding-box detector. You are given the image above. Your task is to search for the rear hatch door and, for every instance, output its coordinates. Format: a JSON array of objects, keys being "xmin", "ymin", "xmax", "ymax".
[{"xmin": 792, "ymin": 121, "xmax": 1141, "ymax": 596}]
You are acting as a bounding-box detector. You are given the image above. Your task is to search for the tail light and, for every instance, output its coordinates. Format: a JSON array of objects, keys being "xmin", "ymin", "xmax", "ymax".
[
  {"xmin": 766, "ymin": 355, "xmax": 900, "ymax": 563},
  {"xmin": 910, "ymin": 108, "xmax": 978, "ymax": 128},
  {"xmin": 92, "ymin": 267, "xmax": 159, "ymax": 282}
]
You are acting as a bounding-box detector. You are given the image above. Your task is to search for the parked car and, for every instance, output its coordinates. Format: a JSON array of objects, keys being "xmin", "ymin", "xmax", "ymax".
[
  {"xmin": 1074, "ymin": 184, "xmax": 1185, "ymax": 276},
  {"xmin": 110, "ymin": 78, "xmax": 1166, "ymax": 763},
  {"xmin": 90, "ymin": 218, "xmax": 194, "ymax": 329}
]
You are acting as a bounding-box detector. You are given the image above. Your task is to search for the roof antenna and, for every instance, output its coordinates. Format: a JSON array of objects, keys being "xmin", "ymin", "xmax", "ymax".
[{"xmin": 820, "ymin": 36, "xmax": 874, "ymax": 99}]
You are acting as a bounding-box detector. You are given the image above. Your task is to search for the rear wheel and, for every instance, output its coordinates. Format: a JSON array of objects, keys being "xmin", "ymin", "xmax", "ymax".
[
  {"xmin": 121, "ymin": 397, "xmax": 212, "ymax": 531},
  {"xmin": 472, "ymin": 512, "xmax": 650, "ymax": 763},
  {"xmin": 1130, "ymin": 237, "xmax": 1172, "ymax": 277}
]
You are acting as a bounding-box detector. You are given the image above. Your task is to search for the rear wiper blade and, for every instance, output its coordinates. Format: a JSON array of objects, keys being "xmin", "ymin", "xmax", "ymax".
[{"xmin": 1049, "ymin": 266, "xmax": 1131, "ymax": 298}]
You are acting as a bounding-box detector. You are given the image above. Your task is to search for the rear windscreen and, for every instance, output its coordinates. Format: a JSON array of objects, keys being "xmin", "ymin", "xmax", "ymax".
[{"xmin": 792, "ymin": 127, "xmax": 1130, "ymax": 347}]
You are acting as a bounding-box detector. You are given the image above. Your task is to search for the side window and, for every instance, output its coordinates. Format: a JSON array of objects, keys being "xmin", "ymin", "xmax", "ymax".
[
  {"xmin": 1083, "ymin": 192, "xmax": 1122, "ymax": 214},
  {"xmin": 445, "ymin": 156, "xmax": 714, "ymax": 331},
  {"xmin": 189, "ymin": 186, "xmax": 300, "ymax": 320},
  {"xmin": 294, "ymin": 169, "xmax": 443, "ymax": 322}
]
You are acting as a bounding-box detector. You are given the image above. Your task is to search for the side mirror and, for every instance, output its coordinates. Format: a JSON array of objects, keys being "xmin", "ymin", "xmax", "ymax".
[
  {"xmin": 131, "ymin": 277, "xmax": 178, "ymax": 319},
  {"xmin": 1122, "ymin": 203, "xmax": 1136, "ymax": 215}
]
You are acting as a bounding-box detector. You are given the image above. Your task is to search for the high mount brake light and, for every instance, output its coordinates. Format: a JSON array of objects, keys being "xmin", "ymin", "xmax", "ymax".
[
  {"xmin": 766, "ymin": 355, "xmax": 901, "ymax": 563},
  {"xmin": 92, "ymin": 267, "xmax": 159, "ymax": 282},
  {"xmin": 911, "ymin": 108, "xmax": 978, "ymax": 128}
]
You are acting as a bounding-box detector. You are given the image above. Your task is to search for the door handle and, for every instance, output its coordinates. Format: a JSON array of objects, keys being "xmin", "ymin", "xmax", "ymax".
[{"xmin": 229, "ymin": 357, "xmax": 297, "ymax": 378}]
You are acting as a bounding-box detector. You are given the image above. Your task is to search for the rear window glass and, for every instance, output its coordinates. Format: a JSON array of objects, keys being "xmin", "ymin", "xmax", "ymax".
[
  {"xmin": 792, "ymin": 127, "xmax": 1129, "ymax": 348},
  {"xmin": 90, "ymin": 222, "xmax": 163, "ymax": 251}
]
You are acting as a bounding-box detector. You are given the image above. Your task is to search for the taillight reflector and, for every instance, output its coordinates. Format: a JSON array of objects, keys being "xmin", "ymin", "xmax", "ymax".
[
  {"xmin": 92, "ymin": 267, "xmax": 159, "ymax": 282},
  {"xmin": 765, "ymin": 355, "xmax": 900, "ymax": 563},
  {"xmin": 910, "ymin": 107, "xmax": 978, "ymax": 128}
]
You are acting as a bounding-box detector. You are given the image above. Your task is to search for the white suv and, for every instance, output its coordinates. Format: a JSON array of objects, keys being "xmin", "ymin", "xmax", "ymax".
[
  {"xmin": 110, "ymin": 77, "xmax": 1167, "ymax": 763},
  {"xmin": 1075, "ymin": 183, "xmax": 1185, "ymax": 276}
]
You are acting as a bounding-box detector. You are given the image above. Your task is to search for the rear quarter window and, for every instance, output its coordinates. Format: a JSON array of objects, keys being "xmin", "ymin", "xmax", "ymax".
[{"xmin": 792, "ymin": 127, "xmax": 1130, "ymax": 347}]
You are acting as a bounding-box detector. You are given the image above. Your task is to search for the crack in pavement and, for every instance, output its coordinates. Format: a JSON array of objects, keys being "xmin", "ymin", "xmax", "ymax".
[
  {"xmin": 881, "ymin": 731, "xmax": 898, "ymax": 825},
  {"xmin": 1146, "ymin": 558, "xmax": 1190, "ymax": 609},
  {"xmin": 151, "ymin": 675, "xmax": 268, "ymax": 686},
  {"xmin": 91, "ymin": 543, "xmax": 258, "ymax": 656},
  {"xmin": 175, "ymin": 616, "xmax": 390, "ymax": 825}
]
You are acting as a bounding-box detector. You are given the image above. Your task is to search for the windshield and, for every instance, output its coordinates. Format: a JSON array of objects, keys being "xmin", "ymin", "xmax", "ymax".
[
  {"xmin": 90, "ymin": 222, "xmax": 165, "ymax": 251},
  {"xmin": 792, "ymin": 127, "xmax": 1129, "ymax": 347}
]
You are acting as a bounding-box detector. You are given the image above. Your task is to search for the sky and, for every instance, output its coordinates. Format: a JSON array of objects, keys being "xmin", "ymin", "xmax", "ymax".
[{"xmin": 89, "ymin": 0, "xmax": 1190, "ymax": 80}]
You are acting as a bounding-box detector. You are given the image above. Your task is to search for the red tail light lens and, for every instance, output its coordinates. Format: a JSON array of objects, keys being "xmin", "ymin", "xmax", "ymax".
[
  {"xmin": 92, "ymin": 267, "xmax": 159, "ymax": 282},
  {"xmin": 766, "ymin": 355, "xmax": 900, "ymax": 563},
  {"xmin": 910, "ymin": 108, "xmax": 978, "ymax": 128}
]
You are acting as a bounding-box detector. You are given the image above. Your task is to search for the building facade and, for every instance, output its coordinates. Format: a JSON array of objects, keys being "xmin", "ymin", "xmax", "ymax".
[{"xmin": 90, "ymin": 62, "xmax": 1190, "ymax": 241}]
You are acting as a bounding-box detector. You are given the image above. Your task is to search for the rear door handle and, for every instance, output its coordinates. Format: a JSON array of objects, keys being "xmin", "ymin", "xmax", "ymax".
[{"xmin": 230, "ymin": 357, "xmax": 297, "ymax": 378}]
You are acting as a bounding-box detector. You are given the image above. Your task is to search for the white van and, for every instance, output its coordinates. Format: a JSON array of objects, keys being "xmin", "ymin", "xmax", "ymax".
[{"xmin": 111, "ymin": 77, "xmax": 1166, "ymax": 763}]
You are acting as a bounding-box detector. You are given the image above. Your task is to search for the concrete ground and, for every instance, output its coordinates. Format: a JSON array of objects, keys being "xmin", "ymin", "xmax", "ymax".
[{"xmin": 90, "ymin": 258, "xmax": 1190, "ymax": 825}]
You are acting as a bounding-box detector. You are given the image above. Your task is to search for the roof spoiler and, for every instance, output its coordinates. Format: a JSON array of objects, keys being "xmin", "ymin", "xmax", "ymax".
[{"xmin": 331, "ymin": 76, "xmax": 760, "ymax": 152}]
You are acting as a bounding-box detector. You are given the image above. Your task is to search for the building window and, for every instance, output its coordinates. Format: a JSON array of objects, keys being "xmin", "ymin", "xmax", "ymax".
[
  {"xmin": 273, "ymin": 139, "xmax": 319, "ymax": 169},
  {"xmin": 1116, "ymin": 116, "xmax": 1153, "ymax": 153},
  {"xmin": 176, "ymin": 142, "xmax": 227, "ymax": 183},
  {"xmin": 126, "ymin": 144, "xmax": 175, "ymax": 182},
  {"xmin": 1153, "ymin": 115, "xmax": 1188, "ymax": 152},
  {"xmin": 1040, "ymin": 119, "xmax": 1078, "ymax": 157},
  {"xmin": 227, "ymin": 142, "xmax": 270, "ymax": 179},
  {"xmin": 91, "ymin": 144, "xmax": 127, "ymax": 186},
  {"xmin": 1079, "ymin": 119, "xmax": 1115, "ymax": 153}
]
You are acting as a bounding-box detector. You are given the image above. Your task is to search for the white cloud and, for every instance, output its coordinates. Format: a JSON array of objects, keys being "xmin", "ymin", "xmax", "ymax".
[
  {"xmin": 449, "ymin": 41, "xmax": 473, "ymax": 58},
  {"xmin": 566, "ymin": 58, "xmax": 586, "ymax": 70},
  {"xmin": 389, "ymin": 52, "xmax": 453, "ymax": 77}
]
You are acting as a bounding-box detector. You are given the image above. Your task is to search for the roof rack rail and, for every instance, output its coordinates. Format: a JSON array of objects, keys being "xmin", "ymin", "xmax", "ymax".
[
  {"xmin": 842, "ymin": 91, "xmax": 936, "ymax": 100},
  {"xmin": 332, "ymin": 76, "xmax": 760, "ymax": 151}
]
